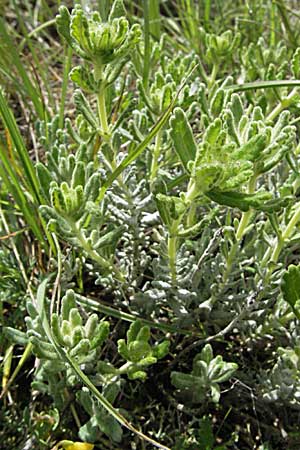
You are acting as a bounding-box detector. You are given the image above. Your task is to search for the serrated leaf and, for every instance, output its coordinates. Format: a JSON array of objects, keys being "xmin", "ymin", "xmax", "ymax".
[
  {"xmin": 71, "ymin": 161, "xmax": 86, "ymax": 189},
  {"xmin": 70, "ymin": 66, "xmax": 96, "ymax": 93},
  {"xmin": 233, "ymin": 133, "xmax": 267, "ymax": 162},
  {"xmin": 90, "ymin": 322, "xmax": 110, "ymax": 349},
  {"xmin": 70, "ymin": 7, "xmax": 92, "ymax": 58},
  {"xmin": 108, "ymin": 0, "xmax": 127, "ymax": 21},
  {"xmin": 204, "ymin": 118, "xmax": 222, "ymax": 145},
  {"xmin": 56, "ymin": 6, "xmax": 73, "ymax": 47},
  {"xmin": 128, "ymin": 340, "xmax": 151, "ymax": 363},
  {"xmin": 156, "ymin": 193, "xmax": 186, "ymax": 223}
]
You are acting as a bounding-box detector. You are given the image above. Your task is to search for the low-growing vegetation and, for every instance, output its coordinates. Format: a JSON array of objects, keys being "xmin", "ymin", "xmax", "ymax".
[{"xmin": 2, "ymin": 1, "xmax": 300, "ymax": 449}]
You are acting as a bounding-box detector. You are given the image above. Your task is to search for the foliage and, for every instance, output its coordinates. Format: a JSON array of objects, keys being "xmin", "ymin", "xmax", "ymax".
[
  {"xmin": 2, "ymin": 0, "xmax": 300, "ymax": 449},
  {"xmin": 171, "ymin": 344, "xmax": 237, "ymax": 404}
]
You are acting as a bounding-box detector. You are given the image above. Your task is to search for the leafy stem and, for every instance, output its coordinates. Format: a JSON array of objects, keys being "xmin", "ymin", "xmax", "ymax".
[
  {"xmin": 95, "ymin": 65, "xmax": 109, "ymax": 136},
  {"xmin": 270, "ymin": 202, "xmax": 300, "ymax": 264},
  {"xmin": 266, "ymin": 87, "xmax": 299, "ymax": 122},
  {"xmin": 209, "ymin": 63, "xmax": 219, "ymax": 88},
  {"xmin": 97, "ymin": 87, "xmax": 109, "ymax": 136},
  {"xmin": 166, "ymin": 180, "xmax": 198, "ymax": 283},
  {"xmin": 149, "ymin": 128, "xmax": 163, "ymax": 185},
  {"xmin": 117, "ymin": 361, "xmax": 133, "ymax": 374},
  {"xmin": 168, "ymin": 232, "xmax": 178, "ymax": 284},
  {"xmin": 222, "ymin": 175, "xmax": 257, "ymax": 283},
  {"xmin": 70, "ymin": 220, "xmax": 124, "ymax": 282}
]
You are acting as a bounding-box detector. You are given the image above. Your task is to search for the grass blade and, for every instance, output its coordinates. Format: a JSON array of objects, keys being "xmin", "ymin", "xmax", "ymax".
[
  {"xmin": 226, "ymin": 79, "xmax": 300, "ymax": 91},
  {"xmin": 0, "ymin": 90, "xmax": 46, "ymax": 205},
  {"xmin": 0, "ymin": 17, "xmax": 45, "ymax": 119},
  {"xmin": 0, "ymin": 142, "xmax": 44, "ymax": 242},
  {"xmin": 149, "ymin": 0, "xmax": 160, "ymax": 40},
  {"xmin": 59, "ymin": 46, "xmax": 72, "ymax": 129},
  {"xmin": 143, "ymin": 0, "xmax": 151, "ymax": 89},
  {"xmin": 75, "ymin": 293, "xmax": 201, "ymax": 336}
]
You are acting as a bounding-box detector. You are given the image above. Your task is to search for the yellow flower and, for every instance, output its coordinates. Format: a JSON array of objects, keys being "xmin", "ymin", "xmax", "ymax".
[
  {"xmin": 53, "ymin": 440, "xmax": 94, "ymax": 450},
  {"xmin": 65, "ymin": 444, "xmax": 94, "ymax": 450}
]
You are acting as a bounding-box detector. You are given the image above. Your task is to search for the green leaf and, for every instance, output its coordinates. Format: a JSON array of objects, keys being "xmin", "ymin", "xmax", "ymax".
[
  {"xmin": 74, "ymin": 90, "xmax": 99, "ymax": 129},
  {"xmin": 170, "ymin": 107, "xmax": 197, "ymax": 171},
  {"xmin": 213, "ymin": 363, "xmax": 238, "ymax": 383},
  {"xmin": 210, "ymin": 384, "xmax": 221, "ymax": 403},
  {"xmin": 56, "ymin": 6, "xmax": 73, "ymax": 48},
  {"xmin": 198, "ymin": 417, "xmax": 215, "ymax": 450},
  {"xmin": 282, "ymin": 265, "xmax": 300, "ymax": 320},
  {"xmin": 84, "ymin": 314, "xmax": 98, "ymax": 339},
  {"xmin": 70, "ymin": 66, "xmax": 96, "ymax": 93},
  {"xmin": 156, "ymin": 194, "xmax": 186, "ymax": 223},
  {"xmin": 153, "ymin": 341, "xmax": 170, "ymax": 359},
  {"xmin": 71, "ymin": 161, "xmax": 86, "ymax": 188},
  {"xmin": 70, "ymin": 338, "xmax": 90, "ymax": 357},
  {"xmin": 97, "ymin": 413, "xmax": 123, "ymax": 443},
  {"xmin": 200, "ymin": 344, "xmax": 213, "ymax": 365},
  {"xmin": 90, "ymin": 321, "xmax": 110, "ymax": 349},
  {"xmin": 70, "ymin": 7, "xmax": 92, "ymax": 58},
  {"xmin": 61, "ymin": 290, "xmax": 77, "ymax": 321},
  {"xmin": 127, "ymin": 367, "xmax": 147, "ymax": 380},
  {"xmin": 229, "ymin": 93, "xmax": 244, "ymax": 126},
  {"xmin": 233, "ymin": 133, "xmax": 267, "ymax": 162},
  {"xmin": 98, "ymin": 361, "xmax": 118, "ymax": 375},
  {"xmin": 138, "ymin": 356, "xmax": 157, "ymax": 366},
  {"xmin": 93, "ymin": 226, "xmax": 125, "ymax": 250},
  {"xmin": 292, "ymin": 48, "xmax": 300, "ymax": 78},
  {"xmin": 204, "ymin": 118, "xmax": 222, "ymax": 145},
  {"xmin": 128, "ymin": 340, "xmax": 151, "ymax": 362},
  {"xmin": 36, "ymin": 162, "xmax": 53, "ymax": 201},
  {"xmin": 108, "ymin": 0, "xmax": 127, "ymax": 21},
  {"xmin": 171, "ymin": 372, "xmax": 203, "ymax": 391},
  {"xmin": 51, "ymin": 314, "xmax": 66, "ymax": 347},
  {"xmin": 136, "ymin": 325, "xmax": 151, "ymax": 342},
  {"xmin": 4, "ymin": 327, "xmax": 28, "ymax": 345},
  {"xmin": 69, "ymin": 308, "xmax": 83, "ymax": 327},
  {"xmin": 206, "ymin": 190, "xmax": 272, "ymax": 211},
  {"xmin": 29, "ymin": 336, "xmax": 57, "ymax": 360},
  {"xmin": 127, "ymin": 320, "xmax": 142, "ymax": 344},
  {"xmin": 117, "ymin": 339, "xmax": 130, "ymax": 360},
  {"xmin": 257, "ymin": 195, "xmax": 292, "ymax": 213}
]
